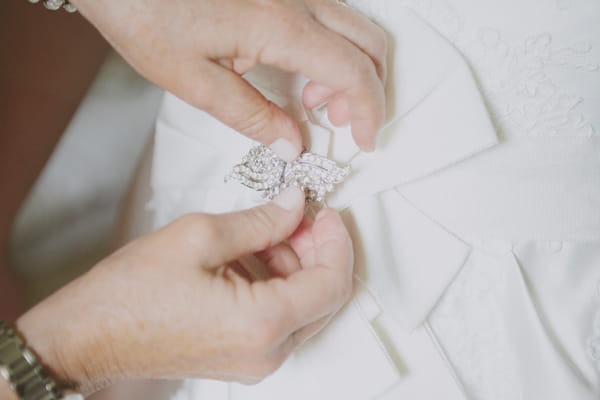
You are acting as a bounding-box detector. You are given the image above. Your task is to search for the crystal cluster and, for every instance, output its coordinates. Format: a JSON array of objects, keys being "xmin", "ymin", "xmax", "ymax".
[
  {"xmin": 29, "ymin": 0, "xmax": 77, "ymax": 12},
  {"xmin": 226, "ymin": 145, "xmax": 351, "ymax": 202}
]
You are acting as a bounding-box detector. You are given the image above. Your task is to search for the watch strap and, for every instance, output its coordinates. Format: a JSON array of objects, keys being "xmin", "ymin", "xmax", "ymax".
[{"xmin": 0, "ymin": 321, "xmax": 65, "ymax": 400}]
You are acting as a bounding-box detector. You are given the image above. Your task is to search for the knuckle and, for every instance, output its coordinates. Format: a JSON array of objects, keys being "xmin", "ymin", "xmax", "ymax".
[
  {"xmin": 252, "ymin": 5, "xmax": 312, "ymax": 63},
  {"xmin": 253, "ymin": 358, "xmax": 283, "ymax": 379},
  {"xmin": 280, "ymin": 16, "xmax": 311, "ymax": 39},
  {"xmin": 329, "ymin": 270, "xmax": 353, "ymax": 306},
  {"xmin": 241, "ymin": 303, "xmax": 289, "ymax": 356},
  {"xmin": 262, "ymin": 312, "xmax": 288, "ymax": 343},
  {"xmin": 371, "ymin": 27, "xmax": 388, "ymax": 81},
  {"xmin": 229, "ymin": 305, "xmax": 293, "ymax": 380},
  {"xmin": 245, "ymin": 321, "xmax": 281, "ymax": 356},
  {"xmin": 175, "ymin": 214, "xmax": 220, "ymax": 245},
  {"xmin": 253, "ymin": 0, "xmax": 308, "ymax": 38},
  {"xmin": 350, "ymin": 53, "xmax": 377, "ymax": 82},
  {"xmin": 259, "ymin": 0, "xmax": 305, "ymax": 28},
  {"xmin": 246, "ymin": 207, "xmax": 278, "ymax": 249},
  {"xmin": 235, "ymin": 101, "xmax": 277, "ymax": 140},
  {"xmin": 372, "ymin": 25, "xmax": 388, "ymax": 57}
]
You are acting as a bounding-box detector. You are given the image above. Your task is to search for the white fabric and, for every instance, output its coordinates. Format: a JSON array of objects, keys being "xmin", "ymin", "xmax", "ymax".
[
  {"xmin": 11, "ymin": 52, "xmax": 161, "ymax": 278},
  {"xmin": 145, "ymin": 1, "xmax": 600, "ymax": 399}
]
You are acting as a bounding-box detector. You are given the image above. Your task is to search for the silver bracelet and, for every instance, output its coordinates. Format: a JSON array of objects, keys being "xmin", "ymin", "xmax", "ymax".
[
  {"xmin": 27, "ymin": 0, "xmax": 77, "ymax": 13},
  {"xmin": 0, "ymin": 321, "xmax": 83, "ymax": 400}
]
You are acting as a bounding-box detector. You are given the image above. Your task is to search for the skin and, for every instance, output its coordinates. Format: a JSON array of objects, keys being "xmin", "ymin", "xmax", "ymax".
[
  {"xmin": 70, "ymin": 0, "xmax": 388, "ymax": 154},
  {"xmin": 1, "ymin": 0, "xmax": 387, "ymax": 397},
  {"xmin": 2, "ymin": 188, "xmax": 353, "ymax": 399}
]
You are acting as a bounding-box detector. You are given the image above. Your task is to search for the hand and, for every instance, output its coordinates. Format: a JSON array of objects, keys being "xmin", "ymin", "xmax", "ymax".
[
  {"xmin": 70, "ymin": 0, "xmax": 387, "ymax": 158},
  {"xmin": 15, "ymin": 187, "xmax": 353, "ymax": 394}
]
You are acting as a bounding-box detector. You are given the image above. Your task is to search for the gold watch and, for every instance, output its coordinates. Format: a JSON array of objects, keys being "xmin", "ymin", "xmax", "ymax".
[{"xmin": 0, "ymin": 321, "xmax": 82, "ymax": 400}]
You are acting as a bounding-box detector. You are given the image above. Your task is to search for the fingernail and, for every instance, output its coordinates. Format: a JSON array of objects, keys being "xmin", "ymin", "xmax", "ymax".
[
  {"xmin": 270, "ymin": 138, "xmax": 300, "ymax": 162},
  {"xmin": 272, "ymin": 186, "xmax": 305, "ymax": 211},
  {"xmin": 362, "ymin": 136, "xmax": 377, "ymax": 153}
]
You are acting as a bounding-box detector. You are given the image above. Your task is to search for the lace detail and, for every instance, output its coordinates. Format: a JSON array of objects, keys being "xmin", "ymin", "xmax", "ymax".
[
  {"xmin": 429, "ymin": 252, "xmax": 523, "ymax": 400},
  {"xmin": 354, "ymin": 0, "xmax": 599, "ymax": 139},
  {"xmin": 588, "ymin": 282, "xmax": 600, "ymax": 372},
  {"xmin": 465, "ymin": 29, "xmax": 599, "ymax": 138}
]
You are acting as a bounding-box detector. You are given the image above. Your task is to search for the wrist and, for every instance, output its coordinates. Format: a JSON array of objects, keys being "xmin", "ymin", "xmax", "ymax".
[
  {"xmin": 15, "ymin": 309, "xmax": 73, "ymax": 390},
  {"xmin": 14, "ymin": 275, "xmax": 114, "ymax": 396}
]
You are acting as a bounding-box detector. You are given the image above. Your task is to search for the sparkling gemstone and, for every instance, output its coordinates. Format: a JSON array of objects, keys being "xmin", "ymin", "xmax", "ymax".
[
  {"xmin": 43, "ymin": 0, "xmax": 65, "ymax": 10},
  {"xmin": 63, "ymin": 3, "xmax": 77, "ymax": 12},
  {"xmin": 226, "ymin": 145, "xmax": 351, "ymax": 202}
]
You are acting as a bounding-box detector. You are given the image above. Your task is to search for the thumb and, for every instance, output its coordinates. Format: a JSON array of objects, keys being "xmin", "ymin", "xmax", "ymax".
[
  {"xmin": 195, "ymin": 62, "xmax": 302, "ymax": 162},
  {"xmin": 202, "ymin": 186, "xmax": 306, "ymax": 267},
  {"xmin": 254, "ymin": 208, "xmax": 354, "ymax": 336}
]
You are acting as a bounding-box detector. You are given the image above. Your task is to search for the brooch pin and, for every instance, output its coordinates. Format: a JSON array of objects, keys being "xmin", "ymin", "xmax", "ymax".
[{"xmin": 225, "ymin": 145, "xmax": 351, "ymax": 202}]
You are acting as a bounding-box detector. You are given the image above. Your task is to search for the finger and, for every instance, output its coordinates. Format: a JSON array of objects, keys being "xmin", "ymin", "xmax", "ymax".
[
  {"xmin": 294, "ymin": 313, "xmax": 334, "ymax": 347},
  {"xmin": 261, "ymin": 19, "xmax": 385, "ymax": 151},
  {"xmin": 277, "ymin": 313, "xmax": 333, "ymax": 358},
  {"xmin": 288, "ymin": 215, "xmax": 313, "ymax": 251},
  {"xmin": 217, "ymin": 57, "xmax": 256, "ymax": 75},
  {"xmin": 256, "ymin": 242, "xmax": 302, "ymax": 278},
  {"xmin": 192, "ymin": 62, "xmax": 302, "ymax": 162},
  {"xmin": 302, "ymin": 81, "xmax": 335, "ymax": 109},
  {"xmin": 303, "ymin": 82, "xmax": 351, "ymax": 127},
  {"xmin": 308, "ymin": 0, "xmax": 388, "ymax": 83},
  {"xmin": 254, "ymin": 208, "xmax": 354, "ymax": 331},
  {"xmin": 219, "ymin": 261, "xmax": 254, "ymax": 283},
  {"xmin": 311, "ymin": 208, "xmax": 354, "ymax": 272},
  {"xmin": 200, "ymin": 186, "xmax": 306, "ymax": 267},
  {"xmin": 327, "ymin": 94, "xmax": 351, "ymax": 126}
]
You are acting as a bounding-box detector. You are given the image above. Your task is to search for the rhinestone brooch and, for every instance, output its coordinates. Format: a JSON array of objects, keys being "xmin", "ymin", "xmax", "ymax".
[{"xmin": 226, "ymin": 145, "xmax": 351, "ymax": 202}]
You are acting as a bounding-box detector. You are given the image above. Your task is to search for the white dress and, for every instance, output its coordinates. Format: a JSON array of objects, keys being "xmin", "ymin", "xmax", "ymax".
[{"xmin": 141, "ymin": 1, "xmax": 600, "ymax": 399}]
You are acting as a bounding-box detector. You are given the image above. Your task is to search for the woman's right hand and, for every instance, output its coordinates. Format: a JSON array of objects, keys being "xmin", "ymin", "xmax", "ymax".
[{"xmin": 15, "ymin": 187, "xmax": 354, "ymax": 395}]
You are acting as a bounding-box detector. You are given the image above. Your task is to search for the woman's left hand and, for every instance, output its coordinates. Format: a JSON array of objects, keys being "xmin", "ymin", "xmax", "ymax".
[{"xmin": 69, "ymin": 0, "xmax": 388, "ymax": 158}]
